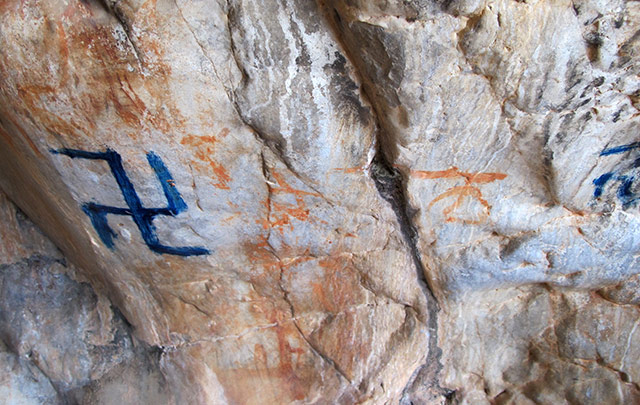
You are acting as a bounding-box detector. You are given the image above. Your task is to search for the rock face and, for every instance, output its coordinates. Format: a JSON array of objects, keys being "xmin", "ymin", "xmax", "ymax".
[
  {"xmin": 0, "ymin": 191, "xmax": 174, "ymax": 403},
  {"xmin": 0, "ymin": 0, "xmax": 639, "ymax": 403}
]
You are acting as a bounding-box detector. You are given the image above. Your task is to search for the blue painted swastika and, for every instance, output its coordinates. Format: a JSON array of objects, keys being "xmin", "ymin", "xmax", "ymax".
[{"xmin": 51, "ymin": 148, "xmax": 210, "ymax": 256}]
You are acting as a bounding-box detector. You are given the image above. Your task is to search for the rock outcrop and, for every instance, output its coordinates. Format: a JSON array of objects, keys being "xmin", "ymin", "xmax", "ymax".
[
  {"xmin": 0, "ymin": 0, "xmax": 639, "ymax": 403},
  {"xmin": 0, "ymin": 191, "xmax": 173, "ymax": 404}
]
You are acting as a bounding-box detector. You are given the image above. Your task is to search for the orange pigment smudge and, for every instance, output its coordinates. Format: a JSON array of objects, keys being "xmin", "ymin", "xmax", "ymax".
[{"xmin": 181, "ymin": 131, "xmax": 231, "ymax": 190}]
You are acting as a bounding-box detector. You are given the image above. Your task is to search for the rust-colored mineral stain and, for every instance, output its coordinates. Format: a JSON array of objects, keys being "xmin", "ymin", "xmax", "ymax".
[
  {"xmin": 244, "ymin": 237, "xmax": 279, "ymax": 272},
  {"xmin": 315, "ymin": 255, "xmax": 360, "ymax": 314},
  {"xmin": 310, "ymin": 255, "xmax": 363, "ymax": 380},
  {"xmin": 282, "ymin": 204, "xmax": 310, "ymax": 222},
  {"xmin": 110, "ymin": 73, "xmax": 149, "ymax": 128},
  {"xmin": 212, "ymin": 284, "xmax": 311, "ymax": 403},
  {"xmin": 55, "ymin": 21, "xmax": 70, "ymax": 85},
  {"xmin": 254, "ymin": 343, "xmax": 268, "ymax": 366},
  {"xmin": 182, "ymin": 135, "xmax": 218, "ymax": 147},
  {"xmin": 259, "ymin": 304, "xmax": 308, "ymax": 401},
  {"xmin": 0, "ymin": 123, "xmax": 15, "ymax": 149},
  {"xmin": 62, "ymin": 0, "xmax": 95, "ymax": 19},
  {"xmin": 334, "ymin": 166, "xmax": 364, "ymax": 173},
  {"xmin": 260, "ymin": 201, "xmax": 311, "ymax": 232},
  {"xmin": 428, "ymin": 186, "xmax": 490, "ymax": 224},
  {"xmin": 59, "ymin": 2, "xmax": 178, "ymax": 134},
  {"xmin": 4, "ymin": 0, "xmax": 186, "ymax": 155},
  {"xmin": 270, "ymin": 171, "xmax": 320, "ymax": 199},
  {"xmin": 209, "ymin": 161, "xmax": 231, "ymax": 189},
  {"xmin": 1, "ymin": 111, "xmax": 42, "ymax": 157},
  {"xmin": 244, "ymin": 237, "xmax": 314, "ymax": 280},
  {"xmin": 0, "ymin": 1, "xmax": 16, "ymax": 14},
  {"xmin": 311, "ymin": 282, "xmax": 333, "ymax": 313}
]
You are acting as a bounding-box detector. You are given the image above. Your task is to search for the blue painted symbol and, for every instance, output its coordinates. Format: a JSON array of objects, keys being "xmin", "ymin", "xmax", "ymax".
[
  {"xmin": 593, "ymin": 142, "xmax": 640, "ymax": 208},
  {"xmin": 600, "ymin": 142, "xmax": 640, "ymax": 156},
  {"xmin": 51, "ymin": 148, "xmax": 210, "ymax": 256}
]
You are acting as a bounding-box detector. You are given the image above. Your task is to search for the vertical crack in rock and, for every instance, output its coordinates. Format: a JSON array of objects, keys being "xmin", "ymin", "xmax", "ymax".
[
  {"xmin": 258, "ymin": 152, "xmax": 353, "ymax": 386},
  {"xmin": 313, "ymin": 0, "xmax": 438, "ymax": 304},
  {"xmin": 173, "ymin": 0, "xmax": 298, "ymax": 182},
  {"xmin": 370, "ymin": 156, "xmax": 452, "ymax": 403},
  {"xmin": 259, "ymin": 151, "xmax": 274, "ymax": 239},
  {"xmin": 280, "ymin": 282, "xmax": 355, "ymax": 386},
  {"xmin": 176, "ymin": 0, "xmax": 333, "ymax": 204},
  {"xmin": 368, "ymin": 157, "xmax": 438, "ymax": 306},
  {"xmin": 313, "ymin": 2, "xmax": 454, "ymax": 401},
  {"xmin": 96, "ymin": 0, "xmax": 144, "ymax": 66},
  {"xmin": 221, "ymin": 0, "xmax": 295, "ymax": 170}
]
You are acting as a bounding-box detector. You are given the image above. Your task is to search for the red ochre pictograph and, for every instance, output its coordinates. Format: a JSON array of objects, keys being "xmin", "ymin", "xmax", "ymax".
[{"xmin": 410, "ymin": 167, "xmax": 507, "ymax": 224}]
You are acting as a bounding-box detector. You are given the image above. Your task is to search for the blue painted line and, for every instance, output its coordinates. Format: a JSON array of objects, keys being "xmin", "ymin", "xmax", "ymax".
[
  {"xmin": 600, "ymin": 142, "xmax": 640, "ymax": 156},
  {"xmin": 593, "ymin": 172, "xmax": 614, "ymax": 198},
  {"xmin": 82, "ymin": 203, "xmax": 118, "ymax": 249},
  {"xmin": 147, "ymin": 151, "xmax": 188, "ymax": 214}
]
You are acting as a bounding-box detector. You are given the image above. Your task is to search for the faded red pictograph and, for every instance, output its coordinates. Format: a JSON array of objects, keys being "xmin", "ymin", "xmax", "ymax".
[{"xmin": 410, "ymin": 167, "xmax": 507, "ymax": 224}]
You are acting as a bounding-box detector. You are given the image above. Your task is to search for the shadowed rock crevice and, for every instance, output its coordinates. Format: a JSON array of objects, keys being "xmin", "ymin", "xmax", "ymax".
[
  {"xmin": 318, "ymin": 3, "xmax": 403, "ymax": 163},
  {"xmin": 0, "ymin": 256, "xmax": 174, "ymax": 403},
  {"xmin": 315, "ymin": 2, "xmax": 452, "ymax": 401},
  {"xmin": 369, "ymin": 157, "xmax": 453, "ymax": 404},
  {"xmin": 95, "ymin": 0, "xmax": 144, "ymax": 65},
  {"xmin": 314, "ymin": 0, "xmax": 439, "ymax": 306}
]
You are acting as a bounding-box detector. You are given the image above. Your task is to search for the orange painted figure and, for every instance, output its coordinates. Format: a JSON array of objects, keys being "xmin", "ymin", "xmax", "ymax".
[
  {"xmin": 411, "ymin": 167, "xmax": 507, "ymax": 224},
  {"xmin": 181, "ymin": 128, "xmax": 231, "ymax": 190},
  {"xmin": 258, "ymin": 171, "xmax": 321, "ymax": 234}
]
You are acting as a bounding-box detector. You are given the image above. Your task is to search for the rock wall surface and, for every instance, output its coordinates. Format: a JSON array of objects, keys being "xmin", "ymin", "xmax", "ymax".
[
  {"xmin": 0, "ymin": 191, "xmax": 174, "ymax": 404},
  {"xmin": 0, "ymin": 0, "xmax": 639, "ymax": 403}
]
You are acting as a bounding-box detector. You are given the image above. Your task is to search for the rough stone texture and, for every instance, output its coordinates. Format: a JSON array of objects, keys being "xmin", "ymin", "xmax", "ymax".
[
  {"xmin": 0, "ymin": 339, "xmax": 61, "ymax": 405},
  {"xmin": 329, "ymin": 0, "xmax": 640, "ymax": 295},
  {"xmin": 433, "ymin": 286, "xmax": 640, "ymax": 404},
  {"xmin": 0, "ymin": 0, "xmax": 639, "ymax": 403},
  {"xmin": 0, "ymin": 191, "xmax": 174, "ymax": 403}
]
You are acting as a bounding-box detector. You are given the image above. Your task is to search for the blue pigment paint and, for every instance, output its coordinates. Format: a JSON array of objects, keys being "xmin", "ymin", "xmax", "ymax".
[
  {"xmin": 51, "ymin": 148, "xmax": 209, "ymax": 256},
  {"xmin": 600, "ymin": 142, "xmax": 640, "ymax": 156},
  {"xmin": 617, "ymin": 176, "xmax": 638, "ymax": 207},
  {"xmin": 593, "ymin": 142, "xmax": 640, "ymax": 207},
  {"xmin": 593, "ymin": 172, "xmax": 614, "ymax": 199}
]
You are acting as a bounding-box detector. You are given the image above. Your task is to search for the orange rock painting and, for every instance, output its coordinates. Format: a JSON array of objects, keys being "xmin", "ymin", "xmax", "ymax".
[
  {"xmin": 244, "ymin": 237, "xmax": 313, "ymax": 276},
  {"xmin": 411, "ymin": 167, "xmax": 507, "ymax": 224},
  {"xmin": 259, "ymin": 171, "xmax": 320, "ymax": 234},
  {"xmin": 181, "ymin": 128, "xmax": 231, "ymax": 190},
  {"xmin": 333, "ymin": 166, "xmax": 365, "ymax": 174}
]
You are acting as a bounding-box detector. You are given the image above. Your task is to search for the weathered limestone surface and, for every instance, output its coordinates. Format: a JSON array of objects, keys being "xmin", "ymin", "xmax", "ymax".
[
  {"xmin": 330, "ymin": 0, "xmax": 640, "ymax": 294},
  {"xmin": 0, "ymin": 0, "xmax": 639, "ymax": 403},
  {"xmin": 0, "ymin": 192, "xmax": 173, "ymax": 403},
  {"xmin": 0, "ymin": 339, "xmax": 61, "ymax": 405}
]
